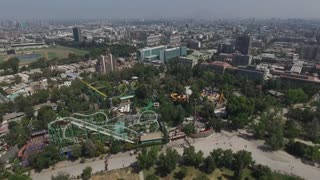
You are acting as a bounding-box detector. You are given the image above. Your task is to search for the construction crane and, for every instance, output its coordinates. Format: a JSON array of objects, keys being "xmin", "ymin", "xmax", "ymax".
[{"xmin": 78, "ymin": 78, "xmax": 108, "ymax": 98}]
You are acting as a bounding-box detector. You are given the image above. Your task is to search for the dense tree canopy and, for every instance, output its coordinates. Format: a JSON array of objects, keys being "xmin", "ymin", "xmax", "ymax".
[{"xmin": 158, "ymin": 148, "xmax": 180, "ymax": 176}]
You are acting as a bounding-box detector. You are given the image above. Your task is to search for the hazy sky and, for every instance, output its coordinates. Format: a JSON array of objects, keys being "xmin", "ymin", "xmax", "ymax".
[{"xmin": 0, "ymin": 0, "xmax": 319, "ymax": 19}]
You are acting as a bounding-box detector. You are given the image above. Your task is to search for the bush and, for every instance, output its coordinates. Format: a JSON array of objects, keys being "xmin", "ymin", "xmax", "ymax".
[
  {"xmin": 182, "ymin": 123, "xmax": 196, "ymax": 136},
  {"xmin": 81, "ymin": 166, "xmax": 92, "ymax": 180},
  {"xmin": 146, "ymin": 174, "xmax": 159, "ymax": 180},
  {"xmin": 80, "ymin": 157, "xmax": 86, "ymax": 163},
  {"xmin": 174, "ymin": 167, "xmax": 187, "ymax": 179}
]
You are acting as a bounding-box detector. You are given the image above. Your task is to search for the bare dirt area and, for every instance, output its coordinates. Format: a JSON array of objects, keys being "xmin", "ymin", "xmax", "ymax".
[{"xmin": 91, "ymin": 168, "xmax": 139, "ymax": 180}]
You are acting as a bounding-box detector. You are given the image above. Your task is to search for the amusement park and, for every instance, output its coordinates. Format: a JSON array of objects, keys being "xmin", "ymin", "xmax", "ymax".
[
  {"xmin": 13, "ymin": 69, "xmax": 230, "ymax": 172},
  {"xmin": 15, "ymin": 76, "xmax": 165, "ymax": 166}
]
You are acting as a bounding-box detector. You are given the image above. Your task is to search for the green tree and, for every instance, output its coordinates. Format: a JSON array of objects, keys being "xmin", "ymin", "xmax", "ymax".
[
  {"xmin": 226, "ymin": 95, "xmax": 255, "ymax": 129},
  {"xmin": 221, "ymin": 149, "xmax": 234, "ymax": 169},
  {"xmin": 5, "ymin": 121, "xmax": 29, "ymax": 147},
  {"xmin": 110, "ymin": 140, "xmax": 122, "ymax": 154},
  {"xmin": 183, "ymin": 123, "xmax": 196, "ymax": 136},
  {"xmin": 146, "ymin": 174, "xmax": 159, "ymax": 180},
  {"xmin": 36, "ymin": 106, "xmax": 56, "ymax": 130},
  {"xmin": 136, "ymin": 146, "xmax": 159, "ymax": 170},
  {"xmin": 81, "ymin": 166, "xmax": 92, "ymax": 180},
  {"xmin": 14, "ymin": 75, "xmax": 22, "ymax": 84},
  {"xmin": 233, "ymin": 150, "xmax": 253, "ymax": 180},
  {"xmin": 174, "ymin": 167, "xmax": 188, "ymax": 179},
  {"xmin": 286, "ymin": 89, "xmax": 308, "ymax": 105},
  {"xmin": 307, "ymin": 118, "xmax": 320, "ymax": 143},
  {"xmin": 8, "ymin": 174, "xmax": 31, "ymax": 180},
  {"xmin": 94, "ymin": 141, "xmax": 106, "ymax": 156},
  {"xmin": 5, "ymin": 57, "xmax": 20, "ymax": 73},
  {"xmin": 252, "ymin": 164, "xmax": 272, "ymax": 180},
  {"xmin": 28, "ymin": 144, "xmax": 61, "ymax": 171},
  {"xmin": 284, "ymin": 120, "xmax": 300, "ymax": 139},
  {"xmin": 266, "ymin": 117, "xmax": 284, "ymax": 150},
  {"xmin": 182, "ymin": 146, "xmax": 204, "ymax": 168},
  {"xmin": 71, "ymin": 144, "xmax": 82, "ymax": 159},
  {"xmin": 193, "ymin": 174, "xmax": 210, "ymax": 180},
  {"xmin": 158, "ymin": 148, "xmax": 180, "ymax": 176},
  {"xmin": 202, "ymin": 156, "xmax": 216, "ymax": 173},
  {"xmin": 82, "ymin": 139, "xmax": 96, "ymax": 158}
]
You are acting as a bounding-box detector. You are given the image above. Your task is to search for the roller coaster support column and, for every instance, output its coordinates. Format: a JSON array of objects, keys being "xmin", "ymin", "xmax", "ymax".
[{"xmin": 70, "ymin": 124, "xmax": 77, "ymax": 143}]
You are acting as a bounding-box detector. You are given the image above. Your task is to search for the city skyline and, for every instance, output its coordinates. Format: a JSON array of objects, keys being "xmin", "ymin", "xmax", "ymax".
[{"xmin": 0, "ymin": 0, "xmax": 320, "ymax": 20}]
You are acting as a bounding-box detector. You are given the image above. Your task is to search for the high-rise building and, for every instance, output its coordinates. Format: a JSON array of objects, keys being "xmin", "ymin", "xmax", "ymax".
[
  {"xmin": 235, "ymin": 35, "xmax": 252, "ymax": 55},
  {"xmin": 95, "ymin": 53, "xmax": 114, "ymax": 75},
  {"xmin": 218, "ymin": 42, "xmax": 234, "ymax": 54},
  {"xmin": 299, "ymin": 45, "xmax": 320, "ymax": 60},
  {"xmin": 187, "ymin": 40, "xmax": 201, "ymax": 50},
  {"xmin": 72, "ymin": 27, "xmax": 82, "ymax": 42}
]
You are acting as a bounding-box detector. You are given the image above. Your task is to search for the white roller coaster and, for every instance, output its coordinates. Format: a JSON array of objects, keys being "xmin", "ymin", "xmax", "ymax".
[{"xmin": 48, "ymin": 111, "xmax": 160, "ymax": 145}]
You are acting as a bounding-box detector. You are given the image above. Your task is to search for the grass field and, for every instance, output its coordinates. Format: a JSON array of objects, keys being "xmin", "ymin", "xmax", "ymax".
[
  {"xmin": 143, "ymin": 166, "xmax": 303, "ymax": 180},
  {"xmin": 91, "ymin": 168, "xmax": 139, "ymax": 180},
  {"xmin": 144, "ymin": 166, "xmax": 234, "ymax": 180},
  {"xmin": 90, "ymin": 166, "xmax": 303, "ymax": 180},
  {"xmin": 0, "ymin": 45, "xmax": 88, "ymax": 65}
]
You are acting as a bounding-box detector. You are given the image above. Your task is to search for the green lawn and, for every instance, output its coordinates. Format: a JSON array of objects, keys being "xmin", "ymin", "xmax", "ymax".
[
  {"xmin": 144, "ymin": 166, "xmax": 235, "ymax": 180},
  {"xmin": 272, "ymin": 172, "xmax": 304, "ymax": 180},
  {"xmin": 0, "ymin": 55, "xmax": 4, "ymax": 62},
  {"xmin": 143, "ymin": 166, "xmax": 303, "ymax": 180},
  {"xmin": 0, "ymin": 46, "xmax": 88, "ymax": 65}
]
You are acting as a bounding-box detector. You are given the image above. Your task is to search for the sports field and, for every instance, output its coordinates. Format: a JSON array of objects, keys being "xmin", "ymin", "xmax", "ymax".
[{"xmin": 0, "ymin": 45, "xmax": 88, "ymax": 64}]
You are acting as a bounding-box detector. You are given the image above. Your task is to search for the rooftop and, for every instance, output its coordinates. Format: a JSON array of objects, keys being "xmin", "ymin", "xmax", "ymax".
[
  {"xmin": 2, "ymin": 112, "xmax": 25, "ymax": 122},
  {"xmin": 140, "ymin": 132, "xmax": 163, "ymax": 142}
]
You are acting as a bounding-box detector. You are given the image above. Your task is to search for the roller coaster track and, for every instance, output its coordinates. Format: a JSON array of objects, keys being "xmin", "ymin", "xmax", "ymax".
[
  {"xmin": 48, "ymin": 111, "xmax": 159, "ymax": 145},
  {"xmin": 78, "ymin": 79, "xmax": 108, "ymax": 98}
]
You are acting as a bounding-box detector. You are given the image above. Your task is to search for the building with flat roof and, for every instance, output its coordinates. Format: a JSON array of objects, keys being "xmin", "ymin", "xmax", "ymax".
[
  {"xmin": 290, "ymin": 61, "xmax": 304, "ymax": 74},
  {"xmin": 299, "ymin": 45, "xmax": 320, "ymax": 60},
  {"xmin": 140, "ymin": 132, "xmax": 163, "ymax": 144},
  {"xmin": 137, "ymin": 46, "xmax": 187, "ymax": 62},
  {"xmin": 9, "ymin": 42, "xmax": 48, "ymax": 50},
  {"xmin": 178, "ymin": 50, "xmax": 215, "ymax": 68},
  {"xmin": 236, "ymin": 66, "xmax": 268, "ymax": 81},
  {"xmin": 232, "ymin": 54, "xmax": 252, "ymax": 66},
  {"xmin": 187, "ymin": 40, "xmax": 201, "ymax": 50},
  {"xmin": 199, "ymin": 61, "xmax": 232, "ymax": 74},
  {"xmin": 235, "ymin": 35, "xmax": 252, "ymax": 55},
  {"xmin": 280, "ymin": 73, "xmax": 320, "ymax": 85},
  {"xmin": 147, "ymin": 34, "xmax": 161, "ymax": 47},
  {"xmin": 170, "ymin": 34, "xmax": 181, "ymax": 47},
  {"xmin": 73, "ymin": 27, "xmax": 82, "ymax": 42},
  {"xmin": 138, "ymin": 46, "xmax": 166, "ymax": 62},
  {"xmin": 95, "ymin": 53, "xmax": 114, "ymax": 75},
  {"xmin": 218, "ymin": 42, "xmax": 234, "ymax": 54},
  {"xmin": 161, "ymin": 46, "xmax": 187, "ymax": 61}
]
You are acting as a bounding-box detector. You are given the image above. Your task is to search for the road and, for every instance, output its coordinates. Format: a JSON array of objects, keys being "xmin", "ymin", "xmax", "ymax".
[{"xmin": 31, "ymin": 130, "xmax": 320, "ymax": 180}]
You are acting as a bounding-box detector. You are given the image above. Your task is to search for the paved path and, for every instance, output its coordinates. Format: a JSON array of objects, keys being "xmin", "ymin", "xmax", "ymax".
[{"xmin": 139, "ymin": 171, "xmax": 144, "ymax": 180}]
